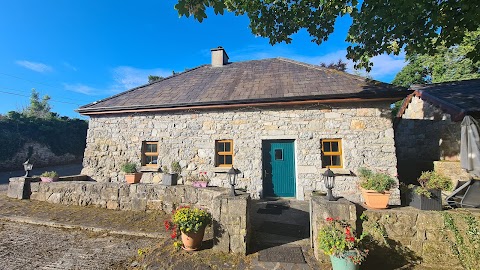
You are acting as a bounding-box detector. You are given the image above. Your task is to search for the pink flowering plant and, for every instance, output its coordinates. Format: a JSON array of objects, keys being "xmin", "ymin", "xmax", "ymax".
[
  {"xmin": 318, "ymin": 217, "xmax": 368, "ymax": 265},
  {"xmin": 164, "ymin": 206, "xmax": 212, "ymax": 250}
]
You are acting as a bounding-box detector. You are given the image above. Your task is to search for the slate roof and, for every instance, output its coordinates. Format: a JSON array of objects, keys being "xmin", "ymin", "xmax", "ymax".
[
  {"xmin": 78, "ymin": 58, "xmax": 410, "ymax": 114},
  {"xmin": 410, "ymin": 79, "xmax": 480, "ymax": 120}
]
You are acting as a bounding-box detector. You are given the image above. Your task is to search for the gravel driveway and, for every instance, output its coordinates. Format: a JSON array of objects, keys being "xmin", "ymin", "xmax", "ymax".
[{"xmin": 0, "ymin": 221, "xmax": 157, "ymax": 270}]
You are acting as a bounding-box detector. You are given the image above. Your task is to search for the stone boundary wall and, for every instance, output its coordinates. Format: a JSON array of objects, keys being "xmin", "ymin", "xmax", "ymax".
[
  {"xmin": 310, "ymin": 195, "xmax": 478, "ymax": 269},
  {"xmin": 363, "ymin": 209, "xmax": 479, "ymax": 269},
  {"xmin": 7, "ymin": 177, "xmax": 250, "ymax": 254}
]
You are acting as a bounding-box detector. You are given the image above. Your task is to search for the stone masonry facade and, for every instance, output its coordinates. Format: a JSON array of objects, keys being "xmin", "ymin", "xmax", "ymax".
[
  {"xmin": 396, "ymin": 96, "xmax": 462, "ymax": 162},
  {"xmin": 82, "ymin": 102, "xmax": 399, "ymax": 204}
]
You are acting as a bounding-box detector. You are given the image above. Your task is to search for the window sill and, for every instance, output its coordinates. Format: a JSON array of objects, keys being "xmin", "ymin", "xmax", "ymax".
[
  {"xmin": 140, "ymin": 166, "xmax": 161, "ymax": 172},
  {"xmin": 212, "ymin": 167, "xmax": 232, "ymax": 173},
  {"xmin": 319, "ymin": 168, "xmax": 352, "ymax": 175}
]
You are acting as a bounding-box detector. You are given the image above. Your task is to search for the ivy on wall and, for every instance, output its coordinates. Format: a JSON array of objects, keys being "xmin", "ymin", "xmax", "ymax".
[
  {"xmin": 0, "ymin": 111, "xmax": 88, "ymax": 162},
  {"xmin": 442, "ymin": 212, "xmax": 480, "ymax": 270}
]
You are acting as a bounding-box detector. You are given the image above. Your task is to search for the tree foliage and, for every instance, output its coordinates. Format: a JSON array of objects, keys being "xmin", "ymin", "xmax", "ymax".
[
  {"xmin": 174, "ymin": 0, "xmax": 480, "ymax": 71},
  {"xmin": 22, "ymin": 89, "xmax": 56, "ymax": 119},
  {"xmin": 392, "ymin": 30, "xmax": 480, "ymax": 87},
  {"xmin": 0, "ymin": 111, "xmax": 88, "ymax": 161},
  {"xmin": 320, "ymin": 59, "xmax": 347, "ymax": 72},
  {"xmin": 148, "ymin": 75, "xmax": 163, "ymax": 83}
]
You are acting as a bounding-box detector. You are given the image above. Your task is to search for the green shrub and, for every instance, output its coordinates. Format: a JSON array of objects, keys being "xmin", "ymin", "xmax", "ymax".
[
  {"xmin": 413, "ymin": 171, "xmax": 453, "ymax": 198},
  {"xmin": 358, "ymin": 167, "xmax": 396, "ymax": 193},
  {"xmin": 171, "ymin": 161, "xmax": 182, "ymax": 174},
  {"xmin": 40, "ymin": 171, "xmax": 59, "ymax": 178},
  {"xmin": 0, "ymin": 111, "xmax": 88, "ymax": 161},
  {"xmin": 121, "ymin": 162, "xmax": 137, "ymax": 173}
]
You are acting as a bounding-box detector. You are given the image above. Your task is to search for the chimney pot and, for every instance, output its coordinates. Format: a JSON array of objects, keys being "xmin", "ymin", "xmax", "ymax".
[{"xmin": 211, "ymin": 46, "xmax": 229, "ymax": 67}]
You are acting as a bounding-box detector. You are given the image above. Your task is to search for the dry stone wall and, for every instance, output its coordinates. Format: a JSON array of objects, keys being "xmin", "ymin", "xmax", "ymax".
[
  {"xmin": 10, "ymin": 178, "xmax": 250, "ymax": 254},
  {"xmin": 82, "ymin": 103, "xmax": 399, "ymax": 203}
]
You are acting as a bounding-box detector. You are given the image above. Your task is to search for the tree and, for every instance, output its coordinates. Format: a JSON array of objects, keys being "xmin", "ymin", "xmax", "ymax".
[
  {"xmin": 174, "ymin": 0, "xmax": 480, "ymax": 71},
  {"xmin": 392, "ymin": 30, "xmax": 480, "ymax": 88},
  {"xmin": 23, "ymin": 89, "xmax": 53, "ymax": 119},
  {"xmin": 148, "ymin": 75, "xmax": 163, "ymax": 83},
  {"xmin": 320, "ymin": 59, "xmax": 347, "ymax": 72}
]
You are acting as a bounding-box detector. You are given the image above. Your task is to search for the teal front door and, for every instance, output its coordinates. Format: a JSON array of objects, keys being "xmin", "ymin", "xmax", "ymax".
[{"xmin": 262, "ymin": 140, "xmax": 296, "ymax": 197}]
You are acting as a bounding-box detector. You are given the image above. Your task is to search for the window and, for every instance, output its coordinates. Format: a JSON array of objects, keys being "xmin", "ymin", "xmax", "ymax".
[
  {"xmin": 321, "ymin": 139, "xmax": 342, "ymax": 168},
  {"xmin": 216, "ymin": 140, "xmax": 233, "ymax": 167},
  {"xmin": 142, "ymin": 141, "xmax": 158, "ymax": 167}
]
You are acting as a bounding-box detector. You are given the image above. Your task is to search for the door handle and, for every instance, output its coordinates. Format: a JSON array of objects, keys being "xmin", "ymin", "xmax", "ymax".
[{"xmin": 264, "ymin": 170, "xmax": 270, "ymax": 178}]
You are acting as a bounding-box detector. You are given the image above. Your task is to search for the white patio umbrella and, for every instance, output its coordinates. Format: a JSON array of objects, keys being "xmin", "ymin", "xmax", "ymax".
[{"xmin": 460, "ymin": 115, "xmax": 480, "ymax": 177}]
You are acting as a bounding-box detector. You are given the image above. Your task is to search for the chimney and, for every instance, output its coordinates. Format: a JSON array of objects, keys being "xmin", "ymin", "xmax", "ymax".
[{"xmin": 211, "ymin": 46, "xmax": 229, "ymax": 67}]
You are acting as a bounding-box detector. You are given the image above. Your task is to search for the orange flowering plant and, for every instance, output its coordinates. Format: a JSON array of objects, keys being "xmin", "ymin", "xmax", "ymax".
[
  {"xmin": 164, "ymin": 206, "xmax": 212, "ymax": 249},
  {"xmin": 317, "ymin": 217, "xmax": 368, "ymax": 265}
]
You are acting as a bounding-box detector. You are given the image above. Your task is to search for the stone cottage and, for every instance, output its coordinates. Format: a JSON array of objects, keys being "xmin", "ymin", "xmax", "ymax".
[
  {"xmin": 395, "ymin": 79, "xmax": 480, "ymax": 183},
  {"xmin": 78, "ymin": 47, "xmax": 410, "ymax": 203}
]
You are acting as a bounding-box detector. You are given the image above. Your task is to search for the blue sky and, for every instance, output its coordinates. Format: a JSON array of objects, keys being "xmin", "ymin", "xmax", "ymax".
[{"xmin": 0, "ymin": 0, "xmax": 407, "ymax": 119}]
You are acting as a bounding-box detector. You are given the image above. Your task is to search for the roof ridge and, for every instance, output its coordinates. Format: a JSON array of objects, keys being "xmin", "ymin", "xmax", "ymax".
[
  {"xmin": 79, "ymin": 64, "xmax": 209, "ymax": 109},
  {"xmin": 412, "ymin": 78, "xmax": 480, "ymax": 89},
  {"xmin": 276, "ymin": 57, "xmax": 397, "ymax": 87}
]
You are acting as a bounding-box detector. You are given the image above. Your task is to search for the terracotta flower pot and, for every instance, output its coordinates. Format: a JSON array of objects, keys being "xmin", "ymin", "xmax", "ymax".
[
  {"xmin": 125, "ymin": 173, "xmax": 142, "ymax": 184},
  {"xmin": 181, "ymin": 226, "xmax": 206, "ymax": 251},
  {"xmin": 361, "ymin": 189, "xmax": 391, "ymax": 209}
]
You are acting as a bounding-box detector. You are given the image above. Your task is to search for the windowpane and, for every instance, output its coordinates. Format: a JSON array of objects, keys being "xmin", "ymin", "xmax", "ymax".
[
  {"xmin": 331, "ymin": 142, "xmax": 339, "ymax": 152},
  {"xmin": 323, "ymin": 142, "xmax": 331, "ymax": 152},
  {"xmin": 218, "ymin": 142, "xmax": 225, "ymax": 152},
  {"xmin": 332, "ymin": 155, "xmax": 341, "ymax": 166},
  {"xmin": 225, "ymin": 155, "xmax": 233, "ymax": 165},
  {"xmin": 322, "ymin": 155, "xmax": 332, "ymax": 167},
  {"xmin": 224, "ymin": 142, "xmax": 231, "ymax": 152},
  {"xmin": 146, "ymin": 156, "xmax": 158, "ymax": 164},
  {"xmin": 275, "ymin": 149, "xmax": 283, "ymax": 160}
]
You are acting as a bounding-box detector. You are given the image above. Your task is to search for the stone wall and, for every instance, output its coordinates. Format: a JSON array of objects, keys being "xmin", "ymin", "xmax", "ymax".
[
  {"xmin": 396, "ymin": 96, "xmax": 461, "ymax": 162},
  {"xmin": 82, "ymin": 102, "xmax": 399, "ymax": 204},
  {"xmin": 395, "ymin": 96, "xmax": 462, "ymax": 183},
  {"xmin": 8, "ymin": 178, "xmax": 250, "ymax": 254},
  {"xmin": 363, "ymin": 209, "xmax": 480, "ymax": 269},
  {"xmin": 310, "ymin": 195, "xmax": 479, "ymax": 269}
]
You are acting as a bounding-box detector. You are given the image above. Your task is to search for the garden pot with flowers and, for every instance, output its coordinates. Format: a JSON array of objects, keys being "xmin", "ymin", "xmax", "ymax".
[
  {"xmin": 318, "ymin": 218, "xmax": 368, "ymax": 270},
  {"xmin": 164, "ymin": 206, "xmax": 212, "ymax": 251},
  {"xmin": 358, "ymin": 167, "xmax": 396, "ymax": 209},
  {"xmin": 188, "ymin": 171, "xmax": 210, "ymax": 188},
  {"xmin": 408, "ymin": 171, "xmax": 453, "ymax": 211}
]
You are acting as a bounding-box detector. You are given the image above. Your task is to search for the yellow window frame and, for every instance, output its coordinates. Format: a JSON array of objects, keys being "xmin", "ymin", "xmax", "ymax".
[
  {"xmin": 321, "ymin": 139, "xmax": 343, "ymax": 168},
  {"xmin": 216, "ymin": 139, "xmax": 234, "ymax": 167},
  {"xmin": 142, "ymin": 141, "xmax": 158, "ymax": 167}
]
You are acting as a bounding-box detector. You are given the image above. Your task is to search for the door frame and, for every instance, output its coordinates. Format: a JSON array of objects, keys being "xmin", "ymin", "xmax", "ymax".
[{"xmin": 261, "ymin": 139, "xmax": 298, "ymax": 199}]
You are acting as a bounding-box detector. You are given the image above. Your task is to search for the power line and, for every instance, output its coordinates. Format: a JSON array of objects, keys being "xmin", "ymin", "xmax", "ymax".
[
  {"xmin": 0, "ymin": 90, "xmax": 82, "ymax": 106},
  {"xmin": 0, "ymin": 85, "xmax": 91, "ymax": 104},
  {"xmin": 0, "ymin": 71, "xmax": 93, "ymax": 103}
]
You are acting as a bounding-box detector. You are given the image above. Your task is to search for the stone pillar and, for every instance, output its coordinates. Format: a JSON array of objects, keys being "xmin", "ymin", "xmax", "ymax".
[
  {"xmin": 212, "ymin": 193, "xmax": 251, "ymax": 254},
  {"xmin": 7, "ymin": 177, "xmax": 33, "ymax": 199},
  {"xmin": 311, "ymin": 195, "xmax": 357, "ymax": 260}
]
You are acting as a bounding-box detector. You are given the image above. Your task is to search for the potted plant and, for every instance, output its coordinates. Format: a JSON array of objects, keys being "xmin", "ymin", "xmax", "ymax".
[
  {"xmin": 358, "ymin": 167, "xmax": 396, "ymax": 209},
  {"xmin": 40, "ymin": 171, "xmax": 59, "ymax": 182},
  {"xmin": 318, "ymin": 217, "xmax": 368, "ymax": 270},
  {"xmin": 409, "ymin": 171, "xmax": 453, "ymax": 211},
  {"xmin": 164, "ymin": 206, "xmax": 212, "ymax": 251},
  {"xmin": 121, "ymin": 162, "xmax": 142, "ymax": 184},
  {"xmin": 162, "ymin": 161, "xmax": 182, "ymax": 186},
  {"xmin": 188, "ymin": 171, "xmax": 210, "ymax": 188}
]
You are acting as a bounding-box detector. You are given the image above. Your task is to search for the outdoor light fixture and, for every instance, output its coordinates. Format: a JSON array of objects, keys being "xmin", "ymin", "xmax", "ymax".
[
  {"xmin": 322, "ymin": 167, "xmax": 336, "ymax": 201},
  {"xmin": 23, "ymin": 159, "xmax": 33, "ymax": 177},
  {"xmin": 227, "ymin": 166, "xmax": 238, "ymax": 197}
]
